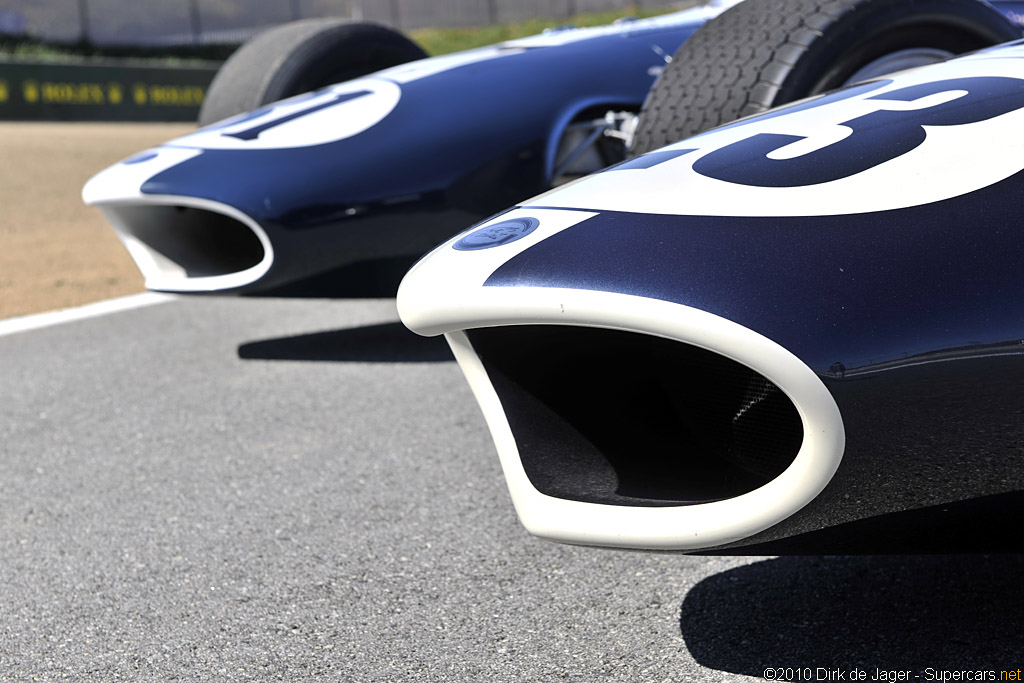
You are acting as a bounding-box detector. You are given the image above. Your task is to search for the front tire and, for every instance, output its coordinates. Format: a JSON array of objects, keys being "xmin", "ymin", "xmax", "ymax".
[
  {"xmin": 631, "ymin": 0, "xmax": 1021, "ymax": 155},
  {"xmin": 198, "ymin": 19, "xmax": 427, "ymax": 126}
]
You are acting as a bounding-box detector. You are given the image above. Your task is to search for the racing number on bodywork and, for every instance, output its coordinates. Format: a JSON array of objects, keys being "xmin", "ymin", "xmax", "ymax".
[
  {"xmin": 219, "ymin": 90, "xmax": 372, "ymax": 141},
  {"xmin": 622, "ymin": 77, "xmax": 1024, "ymax": 187},
  {"xmin": 179, "ymin": 79, "xmax": 400, "ymax": 150}
]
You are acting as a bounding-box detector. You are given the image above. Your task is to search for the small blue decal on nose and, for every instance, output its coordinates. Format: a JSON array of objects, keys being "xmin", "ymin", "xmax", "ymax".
[{"xmin": 453, "ymin": 217, "xmax": 539, "ymax": 251}]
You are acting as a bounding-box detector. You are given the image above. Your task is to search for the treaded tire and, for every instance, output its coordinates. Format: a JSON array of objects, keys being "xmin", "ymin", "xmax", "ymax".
[
  {"xmin": 631, "ymin": 0, "xmax": 1021, "ymax": 155},
  {"xmin": 198, "ymin": 19, "xmax": 427, "ymax": 126}
]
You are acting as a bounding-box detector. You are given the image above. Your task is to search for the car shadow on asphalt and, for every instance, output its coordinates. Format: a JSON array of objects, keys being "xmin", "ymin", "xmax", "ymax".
[
  {"xmin": 256, "ymin": 255, "xmax": 419, "ymax": 299},
  {"xmin": 237, "ymin": 321, "xmax": 454, "ymax": 363},
  {"xmin": 680, "ymin": 554, "xmax": 1024, "ymax": 677}
]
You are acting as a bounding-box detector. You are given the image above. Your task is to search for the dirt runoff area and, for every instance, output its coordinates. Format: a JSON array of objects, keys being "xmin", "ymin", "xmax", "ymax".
[{"xmin": 0, "ymin": 122, "xmax": 194, "ymax": 319}]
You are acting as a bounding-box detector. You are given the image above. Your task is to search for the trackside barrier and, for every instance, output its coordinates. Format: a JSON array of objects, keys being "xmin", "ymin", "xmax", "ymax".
[{"xmin": 0, "ymin": 59, "xmax": 219, "ymax": 121}]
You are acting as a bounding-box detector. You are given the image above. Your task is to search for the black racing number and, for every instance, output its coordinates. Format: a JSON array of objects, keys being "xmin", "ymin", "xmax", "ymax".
[
  {"xmin": 211, "ymin": 89, "xmax": 372, "ymax": 142},
  {"xmin": 690, "ymin": 77, "xmax": 1024, "ymax": 187}
]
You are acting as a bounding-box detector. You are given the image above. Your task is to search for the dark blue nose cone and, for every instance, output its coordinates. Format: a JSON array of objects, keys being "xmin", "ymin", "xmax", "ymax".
[{"xmin": 454, "ymin": 217, "xmax": 539, "ymax": 251}]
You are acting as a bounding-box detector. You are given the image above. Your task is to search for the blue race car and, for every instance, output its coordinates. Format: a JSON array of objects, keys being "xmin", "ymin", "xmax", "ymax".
[
  {"xmin": 83, "ymin": 0, "xmax": 1021, "ymax": 296},
  {"xmin": 82, "ymin": 3, "xmax": 734, "ymax": 296},
  {"xmin": 398, "ymin": 3, "xmax": 1024, "ymax": 555}
]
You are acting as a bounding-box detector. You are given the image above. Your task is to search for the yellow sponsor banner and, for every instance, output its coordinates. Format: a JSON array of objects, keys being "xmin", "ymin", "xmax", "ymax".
[
  {"xmin": 132, "ymin": 83, "xmax": 205, "ymax": 107},
  {"xmin": 0, "ymin": 59, "xmax": 217, "ymax": 121}
]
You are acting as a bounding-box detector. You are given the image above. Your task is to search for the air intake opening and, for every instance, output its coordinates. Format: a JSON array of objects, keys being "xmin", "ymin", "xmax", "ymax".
[
  {"xmin": 468, "ymin": 325, "xmax": 804, "ymax": 507},
  {"xmin": 104, "ymin": 204, "xmax": 266, "ymax": 280}
]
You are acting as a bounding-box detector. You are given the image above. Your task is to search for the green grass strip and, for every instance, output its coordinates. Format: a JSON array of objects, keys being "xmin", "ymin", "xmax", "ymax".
[{"xmin": 409, "ymin": 4, "xmax": 684, "ymax": 56}]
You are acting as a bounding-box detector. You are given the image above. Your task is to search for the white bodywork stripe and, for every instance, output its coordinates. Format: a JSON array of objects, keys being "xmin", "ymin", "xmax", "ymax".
[{"xmin": 0, "ymin": 293, "xmax": 174, "ymax": 338}]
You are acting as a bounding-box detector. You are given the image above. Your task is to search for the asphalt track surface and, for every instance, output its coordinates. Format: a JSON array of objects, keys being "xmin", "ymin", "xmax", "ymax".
[
  {"xmin": 0, "ymin": 120, "xmax": 1020, "ymax": 682},
  {"xmin": 1, "ymin": 294, "xmax": 1022, "ymax": 681}
]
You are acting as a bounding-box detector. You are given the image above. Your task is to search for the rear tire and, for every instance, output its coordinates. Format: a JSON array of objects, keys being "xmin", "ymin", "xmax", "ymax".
[
  {"xmin": 198, "ymin": 19, "xmax": 427, "ymax": 126},
  {"xmin": 631, "ymin": 0, "xmax": 1021, "ymax": 155}
]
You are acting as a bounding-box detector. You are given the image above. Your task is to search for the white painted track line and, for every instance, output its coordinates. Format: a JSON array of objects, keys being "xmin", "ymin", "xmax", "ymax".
[{"xmin": 0, "ymin": 292, "xmax": 174, "ymax": 338}]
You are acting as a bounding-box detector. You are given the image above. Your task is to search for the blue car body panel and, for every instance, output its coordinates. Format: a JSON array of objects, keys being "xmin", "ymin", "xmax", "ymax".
[
  {"xmin": 83, "ymin": 7, "xmax": 721, "ymax": 294},
  {"xmin": 398, "ymin": 41, "xmax": 1024, "ymax": 553}
]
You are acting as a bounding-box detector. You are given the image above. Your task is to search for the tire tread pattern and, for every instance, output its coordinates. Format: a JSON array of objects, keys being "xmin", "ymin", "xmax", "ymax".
[
  {"xmin": 631, "ymin": 0, "xmax": 1021, "ymax": 155},
  {"xmin": 632, "ymin": 0, "xmax": 857, "ymax": 155}
]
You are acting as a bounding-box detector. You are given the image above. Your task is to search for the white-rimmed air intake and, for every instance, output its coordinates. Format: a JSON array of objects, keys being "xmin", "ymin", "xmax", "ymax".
[
  {"xmin": 398, "ymin": 209, "xmax": 845, "ymax": 550},
  {"xmin": 93, "ymin": 195, "xmax": 273, "ymax": 293},
  {"xmin": 83, "ymin": 149, "xmax": 274, "ymax": 293}
]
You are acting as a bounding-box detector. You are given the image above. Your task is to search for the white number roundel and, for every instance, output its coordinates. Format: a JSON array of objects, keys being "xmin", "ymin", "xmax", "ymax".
[
  {"xmin": 529, "ymin": 47, "xmax": 1024, "ymax": 218},
  {"xmin": 174, "ymin": 78, "xmax": 401, "ymax": 151}
]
